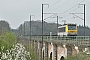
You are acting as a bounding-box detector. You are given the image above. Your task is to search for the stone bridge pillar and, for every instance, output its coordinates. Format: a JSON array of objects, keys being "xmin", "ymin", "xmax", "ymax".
[
  {"xmin": 48, "ymin": 42, "xmax": 53, "ymax": 60},
  {"xmin": 57, "ymin": 45, "xmax": 67, "ymax": 60},
  {"xmin": 47, "ymin": 42, "xmax": 67, "ymax": 60}
]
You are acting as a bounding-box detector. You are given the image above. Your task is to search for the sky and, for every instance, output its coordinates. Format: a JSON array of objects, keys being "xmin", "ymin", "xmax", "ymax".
[{"xmin": 0, "ymin": 0, "xmax": 89, "ymax": 29}]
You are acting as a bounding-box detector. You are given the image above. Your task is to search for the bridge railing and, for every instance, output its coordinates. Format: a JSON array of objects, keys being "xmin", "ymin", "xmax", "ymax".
[
  {"xmin": 50, "ymin": 36, "xmax": 90, "ymax": 46},
  {"xmin": 21, "ymin": 36, "xmax": 90, "ymax": 47}
]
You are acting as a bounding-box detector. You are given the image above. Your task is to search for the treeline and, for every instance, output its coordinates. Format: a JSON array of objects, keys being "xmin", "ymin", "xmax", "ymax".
[
  {"xmin": 17, "ymin": 20, "xmax": 90, "ymax": 36},
  {"xmin": 78, "ymin": 25, "xmax": 90, "ymax": 36},
  {"xmin": 0, "ymin": 20, "xmax": 17, "ymax": 57},
  {"xmin": 0, "ymin": 20, "xmax": 11, "ymax": 34}
]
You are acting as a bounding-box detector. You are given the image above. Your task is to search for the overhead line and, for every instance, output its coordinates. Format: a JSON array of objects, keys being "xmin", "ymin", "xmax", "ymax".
[
  {"xmin": 59, "ymin": 0, "xmax": 85, "ymax": 15},
  {"xmin": 34, "ymin": 0, "xmax": 76, "ymax": 21},
  {"xmin": 33, "ymin": 0, "xmax": 61, "ymax": 21},
  {"xmin": 34, "ymin": 0, "xmax": 85, "ymax": 22},
  {"xmin": 61, "ymin": 7, "xmax": 81, "ymax": 18},
  {"xmin": 51, "ymin": 0, "xmax": 72, "ymax": 12},
  {"xmin": 43, "ymin": 0, "xmax": 85, "ymax": 21},
  {"xmin": 42, "ymin": 0, "xmax": 71, "ymax": 20},
  {"xmin": 44, "ymin": 0, "xmax": 61, "ymax": 11}
]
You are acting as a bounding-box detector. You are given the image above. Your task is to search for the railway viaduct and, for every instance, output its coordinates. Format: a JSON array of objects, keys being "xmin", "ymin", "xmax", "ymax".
[{"xmin": 19, "ymin": 36, "xmax": 90, "ymax": 60}]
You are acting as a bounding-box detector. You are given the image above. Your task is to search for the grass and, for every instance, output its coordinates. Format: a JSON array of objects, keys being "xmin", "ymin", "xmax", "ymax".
[{"xmin": 66, "ymin": 52, "xmax": 90, "ymax": 60}]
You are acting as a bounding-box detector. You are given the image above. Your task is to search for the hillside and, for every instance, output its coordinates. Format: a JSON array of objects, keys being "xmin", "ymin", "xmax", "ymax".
[{"xmin": 17, "ymin": 20, "xmax": 90, "ymax": 36}]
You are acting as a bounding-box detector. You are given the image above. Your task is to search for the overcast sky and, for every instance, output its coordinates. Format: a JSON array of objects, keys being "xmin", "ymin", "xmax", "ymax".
[{"xmin": 0, "ymin": 0, "xmax": 89, "ymax": 29}]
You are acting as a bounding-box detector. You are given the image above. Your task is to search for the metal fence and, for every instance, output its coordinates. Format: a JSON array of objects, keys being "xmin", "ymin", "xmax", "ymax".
[{"xmin": 22, "ymin": 36, "xmax": 90, "ymax": 47}]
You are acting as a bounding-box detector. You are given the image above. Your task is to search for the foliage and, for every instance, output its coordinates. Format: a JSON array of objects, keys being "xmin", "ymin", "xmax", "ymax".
[
  {"xmin": 0, "ymin": 43, "xmax": 31, "ymax": 60},
  {"xmin": 78, "ymin": 25, "xmax": 90, "ymax": 36},
  {"xmin": 66, "ymin": 52, "xmax": 90, "ymax": 60},
  {"xmin": 18, "ymin": 21, "xmax": 57, "ymax": 35},
  {"xmin": 17, "ymin": 21, "xmax": 90, "ymax": 36},
  {"xmin": 30, "ymin": 48, "xmax": 38, "ymax": 60},
  {"xmin": 0, "ymin": 20, "xmax": 11, "ymax": 34},
  {"xmin": 0, "ymin": 32, "xmax": 17, "ymax": 52}
]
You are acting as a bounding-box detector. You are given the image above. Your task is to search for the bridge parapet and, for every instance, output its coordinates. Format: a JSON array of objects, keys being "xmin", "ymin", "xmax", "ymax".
[
  {"xmin": 31, "ymin": 36, "xmax": 90, "ymax": 47},
  {"xmin": 19, "ymin": 36, "xmax": 90, "ymax": 60}
]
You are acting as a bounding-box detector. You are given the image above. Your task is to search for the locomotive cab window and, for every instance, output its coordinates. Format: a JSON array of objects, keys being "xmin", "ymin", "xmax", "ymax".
[{"xmin": 68, "ymin": 25, "xmax": 76, "ymax": 30}]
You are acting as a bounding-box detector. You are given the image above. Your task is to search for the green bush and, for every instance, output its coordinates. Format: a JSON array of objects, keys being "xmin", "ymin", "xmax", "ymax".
[{"xmin": 0, "ymin": 32, "xmax": 17, "ymax": 52}]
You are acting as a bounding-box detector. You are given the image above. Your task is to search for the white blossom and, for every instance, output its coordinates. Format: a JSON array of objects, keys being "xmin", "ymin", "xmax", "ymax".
[{"xmin": 0, "ymin": 43, "xmax": 31, "ymax": 60}]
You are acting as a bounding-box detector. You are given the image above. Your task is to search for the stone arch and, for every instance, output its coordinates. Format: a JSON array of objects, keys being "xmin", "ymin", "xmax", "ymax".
[
  {"xmin": 60, "ymin": 56, "xmax": 64, "ymax": 60},
  {"xmin": 43, "ymin": 50, "xmax": 44, "ymax": 59},
  {"xmin": 50, "ymin": 52, "xmax": 52, "ymax": 60},
  {"xmin": 48, "ymin": 42, "xmax": 53, "ymax": 58}
]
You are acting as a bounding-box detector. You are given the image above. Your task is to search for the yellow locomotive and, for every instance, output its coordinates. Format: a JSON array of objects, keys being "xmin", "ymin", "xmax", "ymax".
[{"xmin": 58, "ymin": 23, "xmax": 78, "ymax": 36}]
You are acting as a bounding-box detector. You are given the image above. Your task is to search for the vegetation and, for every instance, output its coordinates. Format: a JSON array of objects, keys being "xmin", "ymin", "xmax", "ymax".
[
  {"xmin": 0, "ymin": 20, "xmax": 40, "ymax": 60},
  {"xmin": 0, "ymin": 20, "xmax": 11, "ymax": 34},
  {"xmin": 0, "ymin": 20, "xmax": 16, "ymax": 52},
  {"xmin": 1, "ymin": 20, "xmax": 88, "ymax": 60},
  {"xmin": 0, "ymin": 32, "xmax": 17, "ymax": 52},
  {"xmin": 16, "ymin": 20, "xmax": 90, "ymax": 36},
  {"xmin": 66, "ymin": 52, "xmax": 90, "ymax": 60},
  {"xmin": 78, "ymin": 25, "xmax": 90, "ymax": 36},
  {"xmin": 17, "ymin": 21, "xmax": 57, "ymax": 35}
]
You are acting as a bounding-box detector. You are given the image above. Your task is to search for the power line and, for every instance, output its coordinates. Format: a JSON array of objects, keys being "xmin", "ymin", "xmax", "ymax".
[
  {"xmin": 42, "ymin": 0, "xmax": 85, "ymax": 21},
  {"xmin": 44, "ymin": 0, "xmax": 61, "ymax": 11},
  {"xmin": 59, "ymin": 0, "xmax": 85, "ymax": 15},
  {"xmin": 43, "ymin": 5, "xmax": 81, "ymax": 21},
  {"xmin": 44, "ymin": 14, "xmax": 56, "ymax": 20},
  {"xmin": 61, "ymin": 7, "xmax": 81, "ymax": 18},
  {"xmin": 51, "ymin": 0, "xmax": 72, "ymax": 12},
  {"xmin": 33, "ymin": 0, "xmax": 61, "ymax": 21},
  {"xmin": 34, "ymin": 0, "xmax": 85, "ymax": 22},
  {"xmin": 34, "ymin": 0, "xmax": 73, "ymax": 20},
  {"xmin": 33, "ymin": 0, "xmax": 64, "ymax": 20}
]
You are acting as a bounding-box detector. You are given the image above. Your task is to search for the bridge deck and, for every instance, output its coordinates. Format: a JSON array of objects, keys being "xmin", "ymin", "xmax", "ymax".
[{"xmin": 22, "ymin": 36, "xmax": 90, "ymax": 47}]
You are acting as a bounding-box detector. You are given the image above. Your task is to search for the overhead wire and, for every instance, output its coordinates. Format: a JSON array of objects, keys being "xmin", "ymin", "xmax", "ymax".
[
  {"xmin": 61, "ymin": 6, "xmax": 82, "ymax": 18},
  {"xmin": 51, "ymin": 0, "xmax": 72, "ymax": 12},
  {"xmin": 59, "ymin": 0, "xmax": 85, "ymax": 15},
  {"xmin": 44, "ymin": 5, "xmax": 82, "ymax": 21},
  {"xmin": 34, "ymin": 0, "xmax": 73, "ymax": 21},
  {"xmin": 44, "ymin": 0, "xmax": 61, "ymax": 11},
  {"xmin": 43, "ymin": 0, "xmax": 85, "ymax": 21},
  {"xmin": 34, "ymin": 0, "xmax": 62, "ymax": 21},
  {"xmin": 41, "ymin": 0, "xmax": 72, "ymax": 20},
  {"xmin": 34, "ymin": 0, "xmax": 85, "ymax": 22}
]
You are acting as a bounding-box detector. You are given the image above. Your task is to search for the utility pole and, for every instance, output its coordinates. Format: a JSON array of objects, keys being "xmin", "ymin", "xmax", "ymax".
[
  {"xmin": 42, "ymin": 4, "xmax": 43, "ymax": 51},
  {"xmin": 30, "ymin": 15, "xmax": 31, "ymax": 44},
  {"xmin": 30, "ymin": 15, "xmax": 31, "ymax": 51},
  {"xmin": 29, "ymin": 15, "xmax": 34, "ymax": 51},
  {"xmin": 57, "ymin": 16, "xmax": 58, "ymax": 34},
  {"xmin": 42, "ymin": 4, "xmax": 49, "ymax": 48},
  {"xmin": 70, "ymin": 4, "xmax": 86, "ymax": 36},
  {"xmin": 84, "ymin": 4, "xmax": 85, "ymax": 36},
  {"xmin": 78, "ymin": 4, "xmax": 86, "ymax": 36},
  {"xmin": 42, "ymin": 4, "xmax": 49, "ymax": 60}
]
